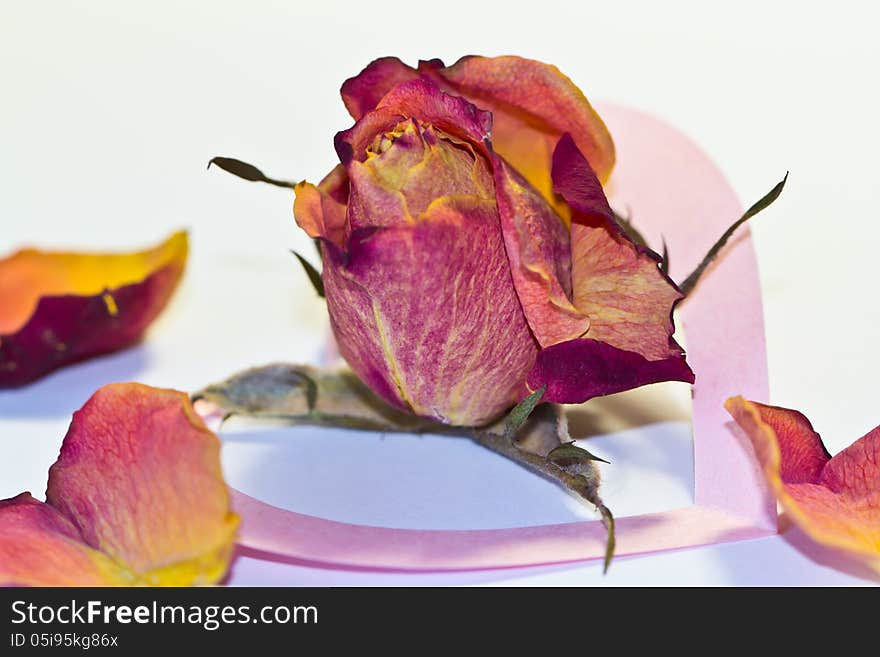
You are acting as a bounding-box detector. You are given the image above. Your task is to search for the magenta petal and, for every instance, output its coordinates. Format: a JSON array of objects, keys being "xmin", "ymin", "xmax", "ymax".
[
  {"xmin": 322, "ymin": 197, "xmax": 537, "ymax": 426},
  {"xmin": 551, "ymin": 133, "xmax": 616, "ymax": 226},
  {"xmin": 335, "ymin": 78, "xmax": 492, "ymax": 166},
  {"xmin": 529, "ymin": 338, "xmax": 695, "ymax": 404},
  {"xmin": 341, "ymin": 57, "xmax": 418, "ymax": 120}
]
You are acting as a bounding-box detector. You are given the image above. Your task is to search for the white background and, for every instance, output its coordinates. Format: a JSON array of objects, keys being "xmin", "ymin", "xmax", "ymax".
[{"xmin": 1, "ymin": 1, "xmax": 879, "ymax": 585}]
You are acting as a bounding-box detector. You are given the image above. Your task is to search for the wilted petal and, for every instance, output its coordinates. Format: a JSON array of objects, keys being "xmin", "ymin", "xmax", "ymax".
[
  {"xmin": 726, "ymin": 397, "xmax": 880, "ymax": 569},
  {"xmin": 46, "ymin": 383, "xmax": 239, "ymax": 585},
  {"xmin": 492, "ymin": 157, "xmax": 590, "ymax": 346},
  {"xmin": 529, "ymin": 338, "xmax": 694, "ymax": 404},
  {"xmin": 554, "ymin": 134, "xmax": 690, "ymax": 363},
  {"xmin": 322, "ymin": 197, "xmax": 537, "ymax": 426},
  {"xmin": 521, "ymin": 135, "xmax": 693, "ymax": 403},
  {"xmin": 0, "ymin": 493, "xmax": 131, "ymax": 586},
  {"xmin": 420, "ymin": 56, "xmax": 615, "ymax": 205},
  {"xmin": 346, "ymin": 118, "xmax": 496, "ymax": 230},
  {"xmin": 335, "ymin": 78, "xmax": 493, "ymax": 167},
  {"xmin": 341, "ymin": 56, "xmax": 419, "ymax": 120},
  {"xmin": 0, "ymin": 232, "xmax": 187, "ymax": 387},
  {"xmin": 293, "ymin": 165, "xmax": 348, "ymax": 247}
]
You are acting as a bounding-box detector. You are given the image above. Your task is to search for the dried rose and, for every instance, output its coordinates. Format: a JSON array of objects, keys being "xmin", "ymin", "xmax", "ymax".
[
  {"xmin": 0, "ymin": 383, "xmax": 239, "ymax": 586},
  {"xmin": 293, "ymin": 56, "xmax": 693, "ymax": 426},
  {"xmin": 0, "ymin": 232, "xmax": 187, "ymax": 387}
]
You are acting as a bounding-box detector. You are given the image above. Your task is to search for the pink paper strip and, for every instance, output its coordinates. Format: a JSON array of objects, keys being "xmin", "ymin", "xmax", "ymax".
[{"xmin": 207, "ymin": 102, "xmax": 777, "ymax": 570}]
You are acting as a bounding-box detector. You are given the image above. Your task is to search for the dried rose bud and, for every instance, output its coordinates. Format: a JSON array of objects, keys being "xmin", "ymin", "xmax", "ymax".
[{"xmin": 294, "ymin": 56, "xmax": 693, "ymax": 426}]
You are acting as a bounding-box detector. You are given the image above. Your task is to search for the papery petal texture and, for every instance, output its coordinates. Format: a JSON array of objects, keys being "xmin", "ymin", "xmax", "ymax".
[
  {"xmin": 0, "ymin": 493, "xmax": 128, "ymax": 586},
  {"xmin": 341, "ymin": 56, "xmax": 419, "ymax": 121},
  {"xmin": 0, "ymin": 232, "xmax": 187, "ymax": 387},
  {"xmin": 293, "ymin": 166, "xmax": 348, "ymax": 248},
  {"xmin": 492, "ymin": 156, "xmax": 589, "ymax": 346},
  {"xmin": 340, "ymin": 56, "xmax": 615, "ymax": 214},
  {"xmin": 726, "ymin": 397, "xmax": 880, "ymax": 570},
  {"xmin": 45, "ymin": 383, "xmax": 239, "ymax": 585},
  {"xmin": 323, "ymin": 197, "xmax": 538, "ymax": 426},
  {"xmin": 423, "ymin": 56, "xmax": 615, "ymax": 209},
  {"xmin": 522, "ymin": 135, "xmax": 693, "ymax": 403}
]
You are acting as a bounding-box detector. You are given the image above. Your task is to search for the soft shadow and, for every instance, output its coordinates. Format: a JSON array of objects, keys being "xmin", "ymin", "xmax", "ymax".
[
  {"xmin": 778, "ymin": 515, "xmax": 880, "ymax": 583},
  {"xmin": 220, "ymin": 424, "xmax": 601, "ymax": 530},
  {"xmin": 567, "ymin": 383, "xmax": 695, "ymax": 497},
  {"xmin": 0, "ymin": 346, "xmax": 149, "ymax": 418},
  {"xmin": 566, "ymin": 383, "xmax": 691, "ymax": 439}
]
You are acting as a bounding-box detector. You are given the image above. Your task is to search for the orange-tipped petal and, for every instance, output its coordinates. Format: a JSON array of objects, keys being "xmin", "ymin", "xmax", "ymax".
[
  {"xmin": 46, "ymin": 383, "xmax": 239, "ymax": 585},
  {"xmin": 0, "ymin": 231, "xmax": 188, "ymax": 387},
  {"xmin": 421, "ymin": 56, "xmax": 615, "ymax": 207},
  {"xmin": 726, "ymin": 397, "xmax": 880, "ymax": 570},
  {"xmin": 0, "ymin": 493, "xmax": 130, "ymax": 586}
]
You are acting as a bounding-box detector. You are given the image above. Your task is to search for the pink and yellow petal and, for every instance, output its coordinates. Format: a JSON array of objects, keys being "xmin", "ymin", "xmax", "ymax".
[
  {"xmin": 421, "ymin": 55, "xmax": 615, "ymax": 203},
  {"xmin": 492, "ymin": 156, "xmax": 590, "ymax": 347},
  {"xmin": 325, "ymin": 197, "xmax": 538, "ymax": 426},
  {"xmin": 725, "ymin": 397, "xmax": 880, "ymax": 569},
  {"xmin": 0, "ymin": 232, "xmax": 188, "ymax": 387},
  {"xmin": 46, "ymin": 383, "xmax": 239, "ymax": 585},
  {"xmin": 553, "ymin": 134, "xmax": 687, "ymax": 362},
  {"xmin": 335, "ymin": 78, "xmax": 493, "ymax": 167},
  {"xmin": 0, "ymin": 493, "xmax": 131, "ymax": 586}
]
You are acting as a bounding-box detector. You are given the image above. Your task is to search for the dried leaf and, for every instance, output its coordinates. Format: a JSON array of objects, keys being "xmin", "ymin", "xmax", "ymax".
[
  {"xmin": 547, "ymin": 443, "xmax": 610, "ymax": 466},
  {"xmin": 679, "ymin": 173, "xmax": 788, "ymax": 296},
  {"xmin": 193, "ymin": 364, "xmax": 442, "ymax": 433},
  {"xmin": 503, "ymin": 386, "xmax": 546, "ymax": 440},
  {"xmin": 659, "ymin": 237, "xmax": 670, "ymax": 275},
  {"xmin": 291, "ymin": 250, "xmax": 325, "ymax": 298},
  {"xmin": 207, "ymin": 157, "xmax": 297, "ymax": 190}
]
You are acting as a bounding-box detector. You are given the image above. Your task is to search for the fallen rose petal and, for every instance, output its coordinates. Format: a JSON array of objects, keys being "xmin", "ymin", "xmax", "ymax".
[
  {"xmin": 726, "ymin": 396, "xmax": 880, "ymax": 570},
  {"xmin": 0, "ymin": 231, "xmax": 187, "ymax": 387},
  {"xmin": 0, "ymin": 493, "xmax": 130, "ymax": 586},
  {"xmin": 44, "ymin": 383, "xmax": 239, "ymax": 585}
]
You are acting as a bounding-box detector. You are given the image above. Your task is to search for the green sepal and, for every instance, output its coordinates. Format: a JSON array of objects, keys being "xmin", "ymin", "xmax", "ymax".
[
  {"xmin": 291, "ymin": 250, "xmax": 325, "ymax": 298},
  {"xmin": 208, "ymin": 156, "xmax": 297, "ymax": 190}
]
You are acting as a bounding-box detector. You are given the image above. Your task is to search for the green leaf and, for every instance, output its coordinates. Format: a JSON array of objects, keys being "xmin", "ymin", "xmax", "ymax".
[
  {"xmin": 503, "ymin": 386, "xmax": 546, "ymax": 440},
  {"xmin": 679, "ymin": 173, "xmax": 788, "ymax": 296},
  {"xmin": 207, "ymin": 156, "xmax": 297, "ymax": 190},
  {"xmin": 547, "ymin": 443, "xmax": 610, "ymax": 465},
  {"xmin": 291, "ymin": 250, "xmax": 325, "ymax": 298}
]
